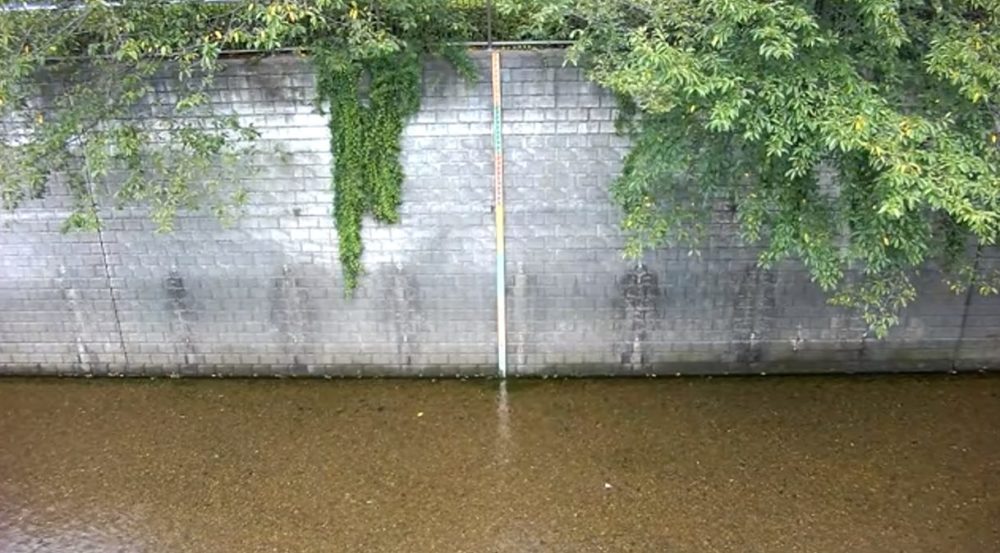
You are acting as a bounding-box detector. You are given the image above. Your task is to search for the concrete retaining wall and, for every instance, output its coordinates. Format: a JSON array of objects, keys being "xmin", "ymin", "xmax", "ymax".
[{"xmin": 2, "ymin": 50, "xmax": 998, "ymax": 376}]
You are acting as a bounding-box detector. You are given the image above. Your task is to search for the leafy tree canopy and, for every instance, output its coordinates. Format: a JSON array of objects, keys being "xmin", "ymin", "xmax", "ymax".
[
  {"xmin": 501, "ymin": 0, "xmax": 1000, "ymax": 335},
  {"xmin": 0, "ymin": 0, "xmax": 483, "ymax": 230}
]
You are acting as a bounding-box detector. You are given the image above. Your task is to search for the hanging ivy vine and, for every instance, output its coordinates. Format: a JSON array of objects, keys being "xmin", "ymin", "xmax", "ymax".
[{"xmin": 314, "ymin": 47, "xmax": 422, "ymax": 293}]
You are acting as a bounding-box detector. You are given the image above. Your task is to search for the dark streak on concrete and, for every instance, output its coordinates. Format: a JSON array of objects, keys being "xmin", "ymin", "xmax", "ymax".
[
  {"xmin": 268, "ymin": 264, "xmax": 309, "ymax": 375},
  {"xmin": 164, "ymin": 269, "xmax": 196, "ymax": 363},
  {"xmin": 731, "ymin": 262, "xmax": 777, "ymax": 367},
  {"xmin": 619, "ymin": 264, "xmax": 659, "ymax": 371}
]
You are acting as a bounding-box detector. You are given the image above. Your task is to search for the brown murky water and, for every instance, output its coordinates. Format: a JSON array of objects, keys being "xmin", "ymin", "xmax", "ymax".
[{"xmin": 1, "ymin": 376, "xmax": 998, "ymax": 552}]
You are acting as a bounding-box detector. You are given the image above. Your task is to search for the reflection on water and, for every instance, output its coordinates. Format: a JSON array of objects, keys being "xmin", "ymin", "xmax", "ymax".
[
  {"xmin": 495, "ymin": 380, "xmax": 511, "ymax": 466},
  {"xmin": 1, "ymin": 507, "xmax": 148, "ymax": 553},
  {"xmin": 1, "ymin": 375, "xmax": 999, "ymax": 552}
]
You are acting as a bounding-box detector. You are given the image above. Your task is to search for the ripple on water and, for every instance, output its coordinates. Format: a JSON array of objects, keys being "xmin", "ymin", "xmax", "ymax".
[{"xmin": 0, "ymin": 375, "xmax": 998, "ymax": 553}]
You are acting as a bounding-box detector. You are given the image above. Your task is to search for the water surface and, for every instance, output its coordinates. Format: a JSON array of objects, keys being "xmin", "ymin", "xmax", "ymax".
[{"xmin": 1, "ymin": 376, "xmax": 998, "ymax": 552}]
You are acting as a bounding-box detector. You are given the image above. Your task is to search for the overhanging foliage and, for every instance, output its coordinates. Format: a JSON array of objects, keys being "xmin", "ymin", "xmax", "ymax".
[
  {"xmin": 502, "ymin": 0, "xmax": 1000, "ymax": 335},
  {"xmin": 1, "ymin": 0, "xmax": 481, "ymax": 291}
]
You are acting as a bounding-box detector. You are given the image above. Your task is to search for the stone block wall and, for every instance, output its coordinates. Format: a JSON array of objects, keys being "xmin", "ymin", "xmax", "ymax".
[{"xmin": 1, "ymin": 50, "xmax": 997, "ymax": 376}]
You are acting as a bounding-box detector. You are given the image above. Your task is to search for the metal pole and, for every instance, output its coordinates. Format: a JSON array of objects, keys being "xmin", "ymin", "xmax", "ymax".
[{"xmin": 490, "ymin": 48, "xmax": 507, "ymax": 379}]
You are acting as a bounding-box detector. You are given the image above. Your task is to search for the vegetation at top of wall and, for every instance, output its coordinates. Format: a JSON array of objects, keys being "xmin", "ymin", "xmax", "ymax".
[
  {"xmin": 500, "ymin": 0, "xmax": 1000, "ymax": 337},
  {"xmin": 1, "ymin": 0, "xmax": 483, "ymax": 291},
  {"xmin": 3, "ymin": 0, "xmax": 1000, "ymax": 334}
]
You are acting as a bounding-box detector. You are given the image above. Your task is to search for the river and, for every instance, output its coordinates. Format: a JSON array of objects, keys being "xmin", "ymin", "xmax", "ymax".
[{"xmin": 1, "ymin": 375, "xmax": 998, "ymax": 552}]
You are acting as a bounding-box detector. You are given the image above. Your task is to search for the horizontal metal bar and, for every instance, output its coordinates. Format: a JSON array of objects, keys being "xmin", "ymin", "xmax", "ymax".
[
  {"xmin": 39, "ymin": 41, "xmax": 571, "ymax": 62},
  {"xmin": 463, "ymin": 40, "xmax": 574, "ymax": 47},
  {"xmin": 217, "ymin": 41, "xmax": 573, "ymax": 57}
]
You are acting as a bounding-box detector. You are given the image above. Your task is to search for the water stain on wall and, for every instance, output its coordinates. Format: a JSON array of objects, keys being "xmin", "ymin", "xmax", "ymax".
[
  {"xmin": 510, "ymin": 261, "xmax": 530, "ymax": 370},
  {"xmin": 730, "ymin": 263, "xmax": 777, "ymax": 366},
  {"xmin": 617, "ymin": 264, "xmax": 660, "ymax": 371},
  {"xmin": 164, "ymin": 268, "xmax": 197, "ymax": 365},
  {"xmin": 57, "ymin": 265, "xmax": 96, "ymax": 373},
  {"xmin": 379, "ymin": 262, "xmax": 424, "ymax": 373},
  {"xmin": 268, "ymin": 263, "xmax": 309, "ymax": 374}
]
